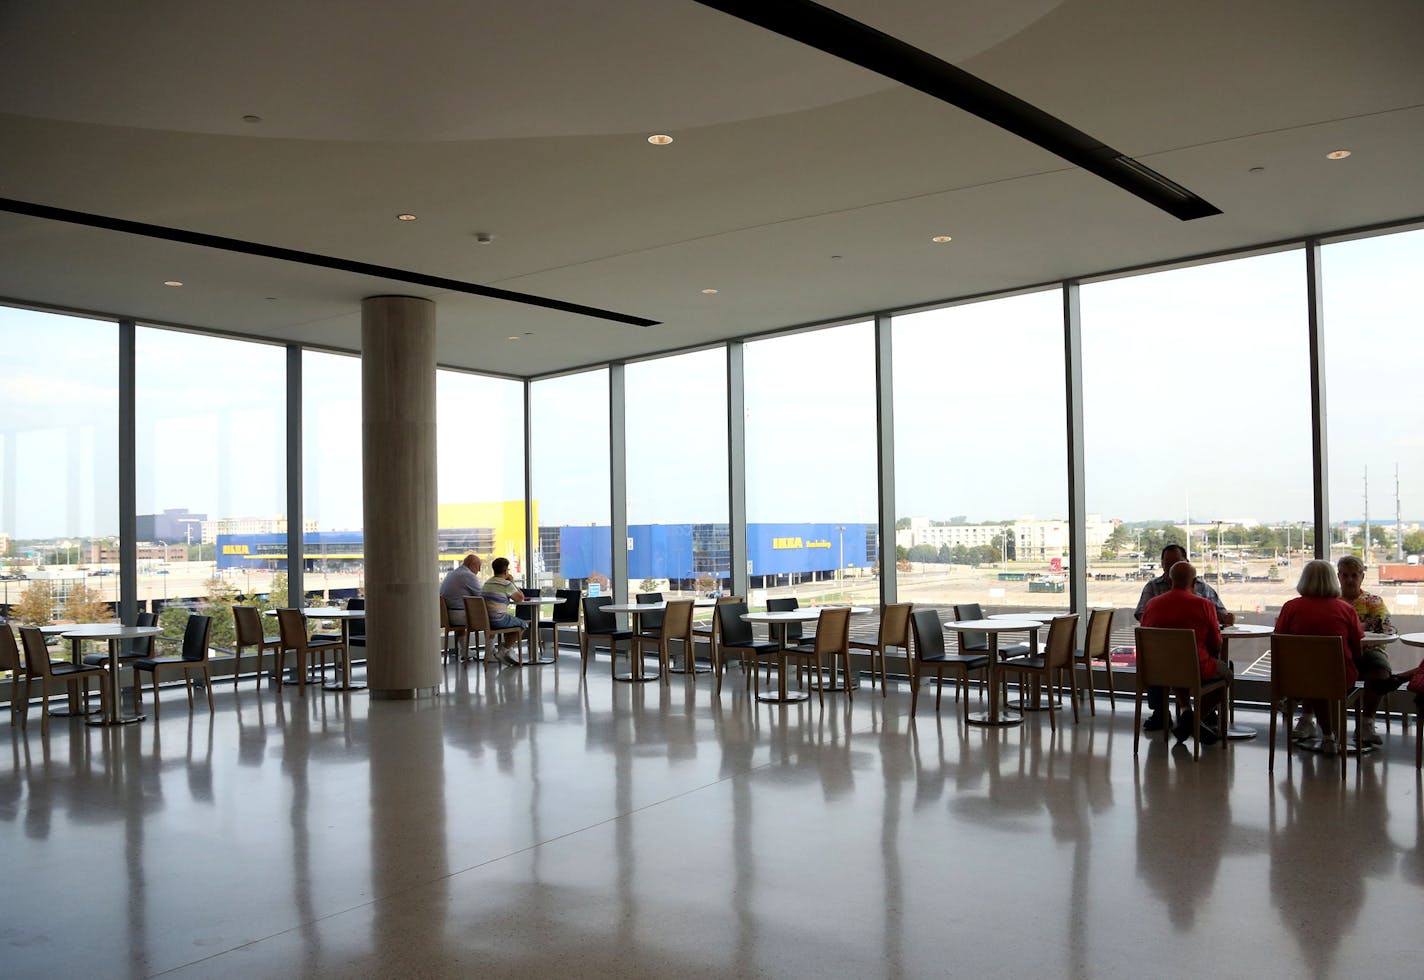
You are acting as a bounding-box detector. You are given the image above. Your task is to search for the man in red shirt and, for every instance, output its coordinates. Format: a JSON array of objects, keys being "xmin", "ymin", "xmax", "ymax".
[{"xmin": 1141, "ymin": 561, "xmax": 1229, "ymax": 744}]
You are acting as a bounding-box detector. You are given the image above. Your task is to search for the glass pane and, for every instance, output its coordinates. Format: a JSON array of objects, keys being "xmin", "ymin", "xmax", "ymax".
[
  {"xmin": 1082, "ymin": 250, "xmax": 1313, "ymax": 673},
  {"xmin": 302, "ymin": 351, "xmax": 364, "ymax": 603},
  {"xmin": 137, "ymin": 328, "xmax": 285, "ymax": 630},
  {"xmin": 743, "ymin": 323, "xmax": 877, "ymax": 610},
  {"xmin": 1323, "ymin": 228, "xmax": 1424, "ymax": 637},
  {"xmin": 531, "ymin": 369, "xmax": 610, "ymax": 593},
  {"xmin": 0, "ymin": 308, "xmax": 118, "ymax": 625},
  {"xmin": 625, "ymin": 348, "xmax": 730, "ymax": 597},
  {"xmin": 437, "ymin": 370, "xmax": 526, "ymax": 574},
  {"xmin": 893, "ymin": 291, "xmax": 1071, "ymax": 616}
]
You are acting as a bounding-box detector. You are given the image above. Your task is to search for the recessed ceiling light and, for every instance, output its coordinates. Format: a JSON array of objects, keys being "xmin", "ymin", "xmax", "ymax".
[
  {"xmin": 163, "ymin": 280, "xmax": 183, "ymax": 287},
  {"xmin": 507, "ymin": 335, "xmax": 520, "ymax": 341},
  {"xmin": 830, "ymin": 255, "xmax": 843, "ymax": 260},
  {"xmin": 931, "ymin": 235, "xmax": 953, "ymax": 243},
  {"xmin": 701, "ymin": 288, "xmax": 719, "ymax": 295},
  {"xmin": 242, "ymin": 114, "xmax": 262, "ymax": 124},
  {"xmin": 647, "ymin": 134, "xmax": 674, "ymax": 145},
  {"xmin": 396, "ymin": 213, "xmax": 418, "ymax": 221},
  {"xmin": 1326, "ymin": 149, "xmax": 1351, "ymax": 160}
]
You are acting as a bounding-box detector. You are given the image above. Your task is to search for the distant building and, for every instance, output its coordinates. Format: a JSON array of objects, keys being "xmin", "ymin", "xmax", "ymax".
[
  {"xmin": 200, "ymin": 516, "xmax": 316, "ymax": 544},
  {"xmin": 895, "ymin": 515, "xmax": 1115, "ymax": 562},
  {"xmin": 0, "ymin": 531, "xmax": 10, "ymax": 557},
  {"xmin": 136, "ymin": 508, "xmax": 207, "ymax": 544}
]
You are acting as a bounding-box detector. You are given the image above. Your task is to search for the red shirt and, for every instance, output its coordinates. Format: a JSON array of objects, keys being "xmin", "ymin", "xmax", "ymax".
[
  {"xmin": 1141, "ymin": 588, "xmax": 1223, "ymax": 679},
  {"xmin": 1274, "ymin": 595, "xmax": 1363, "ymax": 687}
]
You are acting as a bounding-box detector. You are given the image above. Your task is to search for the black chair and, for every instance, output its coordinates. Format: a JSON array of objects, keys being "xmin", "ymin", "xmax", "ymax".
[
  {"xmin": 515, "ymin": 587, "xmax": 540, "ymax": 629},
  {"xmin": 635, "ymin": 592, "xmax": 664, "ymax": 639},
  {"xmin": 766, "ymin": 597, "xmax": 805, "ymax": 648},
  {"xmin": 346, "ymin": 597, "xmax": 366, "ymax": 663},
  {"xmin": 953, "ymin": 602, "xmax": 1029, "ymax": 658},
  {"xmin": 84, "ymin": 611, "xmax": 157, "ymax": 708},
  {"xmin": 131, "ymin": 614, "xmax": 215, "ymax": 717},
  {"xmin": 540, "ymin": 588, "xmax": 581, "ymax": 652},
  {"xmin": 580, "ymin": 596, "xmax": 634, "ymax": 677},
  {"xmin": 908, "ymin": 608, "xmax": 989, "ymax": 719},
  {"xmin": 714, "ymin": 601, "xmax": 779, "ymax": 692}
]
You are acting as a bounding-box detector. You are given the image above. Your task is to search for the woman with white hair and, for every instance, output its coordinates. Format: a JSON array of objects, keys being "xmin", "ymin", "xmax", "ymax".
[{"xmin": 1274, "ymin": 558, "xmax": 1363, "ymax": 754}]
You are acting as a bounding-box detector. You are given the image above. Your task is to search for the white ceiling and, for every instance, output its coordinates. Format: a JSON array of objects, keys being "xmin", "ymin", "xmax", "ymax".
[{"xmin": 2, "ymin": 0, "xmax": 1422, "ymax": 377}]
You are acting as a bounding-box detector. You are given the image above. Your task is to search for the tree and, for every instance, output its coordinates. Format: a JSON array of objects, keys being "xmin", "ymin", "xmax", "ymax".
[
  {"xmin": 63, "ymin": 582, "xmax": 111, "ymax": 623},
  {"xmin": 907, "ymin": 544, "xmax": 938, "ymax": 564},
  {"xmin": 937, "ymin": 543, "xmax": 952, "ymax": 563},
  {"xmin": 1404, "ymin": 531, "xmax": 1424, "ymax": 556},
  {"xmin": 894, "ymin": 544, "xmax": 908, "ymax": 562},
  {"xmin": 1353, "ymin": 527, "xmax": 1393, "ymax": 550},
  {"xmin": 895, "ymin": 517, "xmax": 911, "ymax": 529},
  {"xmin": 1104, "ymin": 524, "xmax": 1132, "ymax": 556},
  {"xmin": 638, "ymin": 577, "xmax": 660, "ymax": 593},
  {"xmin": 13, "ymin": 579, "xmax": 55, "ymax": 625},
  {"xmin": 199, "ymin": 576, "xmax": 241, "ymax": 650},
  {"xmin": 588, "ymin": 570, "xmax": 611, "ymax": 594},
  {"xmin": 695, "ymin": 573, "xmax": 716, "ymax": 593}
]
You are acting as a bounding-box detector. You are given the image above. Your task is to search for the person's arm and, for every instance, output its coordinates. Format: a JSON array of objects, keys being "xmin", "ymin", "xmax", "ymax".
[
  {"xmin": 1133, "ymin": 582, "xmax": 1153, "ymax": 622},
  {"xmin": 1345, "ymin": 604, "xmax": 1364, "ymax": 660},
  {"xmin": 1205, "ymin": 608, "xmax": 1222, "ymax": 658}
]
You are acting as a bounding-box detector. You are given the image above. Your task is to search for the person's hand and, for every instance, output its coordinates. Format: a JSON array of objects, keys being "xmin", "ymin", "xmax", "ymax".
[{"xmin": 1221, "ymin": 611, "xmax": 1236, "ymax": 627}]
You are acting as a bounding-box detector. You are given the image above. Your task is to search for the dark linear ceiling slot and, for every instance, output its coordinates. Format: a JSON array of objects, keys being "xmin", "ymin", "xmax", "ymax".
[
  {"xmin": 692, "ymin": 0, "xmax": 1221, "ymax": 221},
  {"xmin": 0, "ymin": 197, "xmax": 660, "ymax": 327}
]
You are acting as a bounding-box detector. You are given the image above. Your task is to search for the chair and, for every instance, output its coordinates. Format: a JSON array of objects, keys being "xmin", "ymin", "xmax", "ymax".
[
  {"xmin": 634, "ymin": 592, "xmax": 665, "ymax": 642},
  {"xmin": 636, "ymin": 599, "xmax": 696, "ymax": 682},
  {"xmin": 850, "ymin": 602, "xmax": 912, "ymax": 695},
  {"xmin": 275, "ymin": 609, "xmax": 345, "ymax": 695},
  {"xmin": 953, "ymin": 603, "xmax": 1029, "ymax": 658},
  {"xmin": 234, "ymin": 605, "xmax": 283, "ymax": 688},
  {"xmin": 18, "ymin": 626, "xmax": 110, "ymax": 734},
  {"xmin": 1134, "ymin": 626, "xmax": 1228, "ymax": 762},
  {"xmin": 1002, "ymin": 614, "xmax": 1081, "ymax": 732},
  {"xmin": 465, "ymin": 596, "xmax": 524, "ymax": 665},
  {"xmin": 1268, "ymin": 634, "xmax": 1355, "ymax": 780},
  {"xmin": 714, "ymin": 601, "xmax": 779, "ymax": 692},
  {"xmin": 1073, "ymin": 608, "xmax": 1116, "ymax": 713},
  {"xmin": 766, "ymin": 597, "xmax": 804, "ymax": 648},
  {"xmin": 539, "ymin": 588, "xmax": 582, "ymax": 652},
  {"xmin": 580, "ymin": 596, "xmax": 634, "ymax": 677},
  {"xmin": 515, "ymin": 586, "xmax": 540, "ymax": 630},
  {"xmin": 907, "ymin": 608, "xmax": 990, "ymax": 719},
  {"xmin": 692, "ymin": 595, "xmax": 741, "ymax": 673},
  {"xmin": 439, "ymin": 600, "xmax": 468, "ymax": 663},
  {"xmin": 346, "ymin": 598, "xmax": 366, "ymax": 663},
  {"xmin": 131, "ymin": 614, "xmax": 214, "ymax": 717},
  {"xmin": 788, "ymin": 607, "xmax": 853, "ymax": 704},
  {"xmin": 2, "ymin": 623, "xmax": 29, "ymax": 727},
  {"xmin": 83, "ymin": 613, "xmax": 155, "ymax": 708}
]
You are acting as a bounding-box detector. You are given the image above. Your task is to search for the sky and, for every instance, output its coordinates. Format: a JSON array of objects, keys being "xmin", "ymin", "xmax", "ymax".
[{"xmin": 2, "ymin": 229, "xmax": 1420, "ymax": 540}]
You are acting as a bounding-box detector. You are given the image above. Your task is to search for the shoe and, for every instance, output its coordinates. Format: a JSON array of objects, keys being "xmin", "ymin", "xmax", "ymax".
[
  {"xmin": 498, "ymin": 648, "xmax": 521, "ymax": 668},
  {"xmin": 1197, "ymin": 724, "xmax": 1220, "ymax": 746},
  {"xmin": 1172, "ymin": 710, "xmax": 1195, "ymax": 743},
  {"xmin": 1356, "ymin": 720, "xmax": 1383, "ymax": 746},
  {"xmin": 1292, "ymin": 714, "xmax": 1318, "ymax": 743},
  {"xmin": 1317, "ymin": 735, "xmax": 1338, "ymax": 755},
  {"xmin": 1143, "ymin": 710, "xmax": 1167, "ymax": 733}
]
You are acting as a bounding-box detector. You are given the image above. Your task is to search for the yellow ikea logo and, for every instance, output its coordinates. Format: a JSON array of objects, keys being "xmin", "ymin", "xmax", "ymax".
[
  {"xmin": 772, "ymin": 537, "xmax": 804, "ymax": 550},
  {"xmin": 222, "ymin": 544, "xmax": 250, "ymax": 555}
]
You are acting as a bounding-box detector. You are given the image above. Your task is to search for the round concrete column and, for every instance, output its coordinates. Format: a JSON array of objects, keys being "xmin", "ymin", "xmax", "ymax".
[{"xmin": 361, "ymin": 295, "xmax": 439, "ymax": 698}]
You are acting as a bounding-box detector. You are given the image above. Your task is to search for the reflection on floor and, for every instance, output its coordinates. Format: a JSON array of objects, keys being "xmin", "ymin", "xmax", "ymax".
[{"xmin": 2, "ymin": 647, "xmax": 1421, "ymax": 978}]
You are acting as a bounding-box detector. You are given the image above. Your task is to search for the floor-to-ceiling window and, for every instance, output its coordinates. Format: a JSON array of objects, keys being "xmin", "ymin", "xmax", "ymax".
[
  {"xmin": 743, "ymin": 323, "xmax": 877, "ymax": 610},
  {"xmin": 302, "ymin": 351, "xmax": 363, "ymax": 602},
  {"xmin": 530, "ymin": 369, "xmax": 611, "ymax": 593},
  {"xmin": 1082, "ymin": 250, "xmax": 1313, "ymax": 675},
  {"xmin": 1322, "ymin": 227, "xmax": 1424, "ymax": 635},
  {"xmin": 137, "ymin": 327, "xmax": 285, "ymax": 632},
  {"xmin": 0, "ymin": 308, "xmax": 118, "ymax": 625},
  {"xmin": 893, "ymin": 290, "xmax": 1069, "ymax": 613},
  {"xmin": 624, "ymin": 347, "xmax": 730, "ymax": 596}
]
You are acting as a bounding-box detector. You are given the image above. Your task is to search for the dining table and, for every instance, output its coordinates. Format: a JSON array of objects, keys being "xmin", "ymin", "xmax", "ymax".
[
  {"xmin": 740, "ymin": 606, "xmax": 873, "ymax": 702},
  {"xmin": 62, "ymin": 624, "xmax": 163, "ymax": 726},
  {"xmin": 1219, "ymin": 623, "xmax": 1275, "ymax": 740},
  {"xmin": 512, "ymin": 596, "xmax": 564, "ymax": 666},
  {"xmin": 942, "ymin": 618, "xmax": 1044, "ymax": 726}
]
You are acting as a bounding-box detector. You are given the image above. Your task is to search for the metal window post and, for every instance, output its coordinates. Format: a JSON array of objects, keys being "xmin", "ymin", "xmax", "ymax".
[
  {"xmin": 1306, "ymin": 242, "xmax": 1330, "ymax": 556},
  {"xmin": 727, "ymin": 342, "xmax": 749, "ymax": 599},
  {"xmin": 609, "ymin": 363, "xmax": 628, "ymax": 602},
  {"xmin": 286, "ymin": 344, "xmax": 304, "ymax": 606},
  {"xmin": 118, "ymin": 319, "xmax": 137, "ymax": 625},
  {"xmin": 874, "ymin": 314, "xmax": 896, "ymax": 605},
  {"xmin": 1063, "ymin": 283, "xmax": 1088, "ymax": 633}
]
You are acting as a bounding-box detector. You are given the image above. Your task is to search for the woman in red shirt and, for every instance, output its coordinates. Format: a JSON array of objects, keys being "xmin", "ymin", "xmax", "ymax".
[{"xmin": 1274, "ymin": 559, "xmax": 1363, "ymax": 753}]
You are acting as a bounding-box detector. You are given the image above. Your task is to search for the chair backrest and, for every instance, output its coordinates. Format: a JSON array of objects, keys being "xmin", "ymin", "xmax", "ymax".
[
  {"xmin": 1085, "ymin": 608, "xmax": 1114, "ymax": 657},
  {"xmin": 0, "ymin": 623, "xmax": 20, "ymax": 673},
  {"xmin": 717, "ymin": 601, "xmax": 753, "ymax": 647},
  {"xmin": 463, "ymin": 595, "xmax": 493, "ymax": 633},
  {"xmin": 1271, "ymin": 634, "xmax": 1348, "ymax": 701},
  {"xmin": 767, "ymin": 596, "xmax": 802, "ymax": 640},
  {"xmin": 1134, "ymin": 627, "xmax": 1203, "ymax": 689},
  {"xmin": 879, "ymin": 603, "xmax": 913, "ymax": 647},
  {"xmin": 553, "ymin": 588, "xmax": 582, "ymax": 624},
  {"xmin": 636, "ymin": 591, "xmax": 664, "ymax": 629},
  {"xmin": 811, "ymin": 607, "xmax": 851, "ymax": 654},
  {"xmin": 234, "ymin": 605, "xmax": 263, "ymax": 646},
  {"xmin": 663, "ymin": 599, "xmax": 695, "ymax": 640},
  {"xmin": 181, "ymin": 614, "xmax": 213, "ymax": 662},
  {"xmin": 1044, "ymin": 614, "xmax": 1080, "ymax": 668},
  {"xmin": 276, "ymin": 609, "xmax": 309, "ymax": 651},
  {"xmin": 953, "ymin": 603, "xmax": 988, "ymax": 651},
  {"xmin": 583, "ymin": 595, "xmax": 618, "ymax": 633},
  {"xmin": 910, "ymin": 608, "xmax": 947, "ymax": 660},
  {"xmin": 521, "ymin": 587, "xmax": 540, "ymax": 599},
  {"xmin": 346, "ymin": 597, "xmax": 366, "ymax": 638},
  {"xmin": 439, "ymin": 599, "xmax": 451, "ymax": 630},
  {"xmin": 18, "ymin": 627, "xmax": 56, "ymax": 679},
  {"xmin": 134, "ymin": 611, "xmax": 159, "ymax": 656}
]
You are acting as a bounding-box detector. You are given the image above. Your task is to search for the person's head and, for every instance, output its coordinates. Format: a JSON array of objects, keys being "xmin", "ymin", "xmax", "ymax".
[
  {"xmin": 1168, "ymin": 560, "xmax": 1196, "ymax": 590},
  {"xmin": 491, "ymin": 557, "xmax": 510, "ymax": 577},
  {"xmin": 1296, "ymin": 559, "xmax": 1341, "ymax": 599},
  {"xmin": 1161, "ymin": 544, "xmax": 1187, "ymax": 571},
  {"xmin": 1336, "ymin": 555, "xmax": 1365, "ymax": 598},
  {"xmin": 462, "ymin": 553, "xmax": 482, "ymax": 573}
]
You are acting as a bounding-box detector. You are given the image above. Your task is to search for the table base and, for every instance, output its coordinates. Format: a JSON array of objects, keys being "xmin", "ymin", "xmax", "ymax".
[
  {"xmin": 324, "ymin": 682, "xmax": 368, "ymax": 692},
  {"xmin": 1225, "ymin": 724, "xmax": 1257, "ymax": 741},
  {"xmin": 811, "ymin": 677, "xmax": 858, "ymax": 692},
  {"xmin": 50, "ymin": 705, "xmax": 103, "ymax": 718},
  {"xmin": 87, "ymin": 713, "xmax": 145, "ymax": 727},
  {"xmin": 667, "ymin": 662, "xmax": 712, "ymax": 675},
  {"xmin": 1009, "ymin": 697, "xmax": 1061, "ymax": 712},
  {"xmin": 519, "ymin": 656, "xmax": 558, "ymax": 667},
  {"xmin": 613, "ymin": 672, "xmax": 659, "ymax": 683},
  {"xmin": 1297, "ymin": 737, "xmax": 1376, "ymax": 756},
  {"xmin": 968, "ymin": 709, "xmax": 1024, "ymax": 727},
  {"xmin": 757, "ymin": 690, "xmax": 810, "ymax": 703}
]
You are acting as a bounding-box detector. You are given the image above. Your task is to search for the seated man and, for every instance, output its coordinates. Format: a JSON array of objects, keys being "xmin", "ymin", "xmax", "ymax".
[
  {"xmin": 1134, "ymin": 543, "xmax": 1233, "ymax": 731},
  {"xmin": 1140, "ymin": 560, "xmax": 1230, "ymax": 744},
  {"xmin": 482, "ymin": 557, "xmax": 526, "ymax": 667},
  {"xmin": 439, "ymin": 553, "xmax": 483, "ymax": 628}
]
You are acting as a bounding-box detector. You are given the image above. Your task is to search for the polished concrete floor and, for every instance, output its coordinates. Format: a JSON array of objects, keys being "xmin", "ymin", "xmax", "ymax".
[{"xmin": 3, "ymin": 648, "xmax": 1422, "ymax": 979}]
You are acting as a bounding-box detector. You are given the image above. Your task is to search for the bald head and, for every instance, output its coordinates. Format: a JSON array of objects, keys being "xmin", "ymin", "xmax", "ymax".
[
  {"xmin": 1168, "ymin": 561, "xmax": 1197, "ymax": 590},
  {"xmin": 462, "ymin": 554, "xmax": 482, "ymax": 573}
]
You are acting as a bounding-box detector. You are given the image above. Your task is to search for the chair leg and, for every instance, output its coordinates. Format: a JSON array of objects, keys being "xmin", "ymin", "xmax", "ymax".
[
  {"xmin": 910, "ymin": 666, "xmax": 920, "ymax": 715},
  {"xmin": 1083, "ymin": 655, "xmax": 1096, "ymax": 716},
  {"xmin": 205, "ymin": 666, "xmax": 215, "ymax": 712},
  {"xmin": 1269, "ymin": 698, "xmax": 1279, "ymax": 771},
  {"xmin": 1133, "ymin": 688, "xmax": 1143, "ymax": 757},
  {"xmin": 152, "ymin": 669, "xmax": 162, "ymax": 718},
  {"xmin": 185, "ymin": 674, "xmax": 195, "ymax": 710},
  {"xmin": 1104, "ymin": 658, "xmax": 1114, "ymax": 710}
]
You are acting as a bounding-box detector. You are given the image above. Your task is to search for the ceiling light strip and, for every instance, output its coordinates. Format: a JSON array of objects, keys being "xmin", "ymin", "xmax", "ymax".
[
  {"xmin": 0, "ymin": 196, "xmax": 660, "ymax": 327},
  {"xmin": 692, "ymin": 0, "xmax": 1221, "ymax": 221}
]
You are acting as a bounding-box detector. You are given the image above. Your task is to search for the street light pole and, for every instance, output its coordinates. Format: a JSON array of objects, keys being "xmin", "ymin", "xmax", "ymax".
[{"xmin": 835, "ymin": 525, "xmax": 846, "ymax": 594}]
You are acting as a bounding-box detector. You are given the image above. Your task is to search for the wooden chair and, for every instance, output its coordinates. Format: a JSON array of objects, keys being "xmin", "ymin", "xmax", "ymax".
[
  {"xmin": 1073, "ymin": 608, "xmax": 1116, "ymax": 713},
  {"xmin": 751, "ymin": 607, "xmax": 851, "ymax": 706},
  {"xmin": 233, "ymin": 605, "xmax": 282, "ymax": 688},
  {"xmin": 692, "ymin": 595, "xmax": 740, "ymax": 671},
  {"xmin": 18, "ymin": 626, "xmax": 109, "ymax": 734},
  {"xmin": 2, "ymin": 623, "xmax": 29, "ymax": 727},
  {"xmin": 714, "ymin": 601, "xmax": 779, "ymax": 693},
  {"xmin": 636, "ymin": 598, "xmax": 695, "ymax": 682},
  {"xmin": 850, "ymin": 602, "xmax": 912, "ymax": 696},
  {"xmin": 580, "ymin": 596, "xmax": 634, "ymax": 677},
  {"xmin": 464, "ymin": 596, "xmax": 523, "ymax": 666},
  {"xmin": 274, "ymin": 609, "xmax": 344, "ymax": 695},
  {"xmin": 131, "ymin": 614, "xmax": 214, "ymax": 717},
  {"xmin": 439, "ymin": 600, "xmax": 469, "ymax": 662},
  {"xmin": 1001, "ymin": 614, "xmax": 1081, "ymax": 732},
  {"xmin": 1268, "ymin": 634, "xmax": 1355, "ymax": 780},
  {"xmin": 1134, "ymin": 626, "xmax": 1228, "ymax": 762},
  {"xmin": 907, "ymin": 608, "xmax": 989, "ymax": 719}
]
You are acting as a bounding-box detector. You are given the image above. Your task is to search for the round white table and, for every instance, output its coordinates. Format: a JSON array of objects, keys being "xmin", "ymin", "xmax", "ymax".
[
  {"xmin": 1219, "ymin": 623, "xmax": 1274, "ymax": 739},
  {"xmin": 601, "ymin": 602, "xmax": 694, "ymax": 682},
  {"xmin": 741, "ymin": 607, "xmax": 873, "ymax": 702},
  {"xmin": 512, "ymin": 597, "xmax": 564, "ymax": 666},
  {"xmin": 942, "ymin": 618, "xmax": 1043, "ymax": 726},
  {"xmin": 988, "ymin": 611, "xmax": 1068, "ymax": 621},
  {"xmin": 63, "ymin": 625, "xmax": 163, "ymax": 726}
]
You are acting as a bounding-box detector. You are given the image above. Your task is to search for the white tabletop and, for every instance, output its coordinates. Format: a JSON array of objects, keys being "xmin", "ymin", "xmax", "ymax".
[
  {"xmin": 265, "ymin": 607, "xmax": 364, "ymax": 618},
  {"xmin": 39, "ymin": 622, "xmax": 119, "ymax": 636},
  {"xmin": 988, "ymin": 611, "xmax": 1066, "ymax": 621},
  {"xmin": 62, "ymin": 625, "xmax": 162, "ymax": 640},
  {"xmin": 513, "ymin": 597, "xmax": 565, "ymax": 605},
  {"xmin": 741, "ymin": 606, "xmax": 873, "ymax": 623},
  {"xmin": 1222, "ymin": 624, "xmax": 1273, "ymax": 636},
  {"xmin": 944, "ymin": 618, "xmax": 1042, "ymax": 632},
  {"xmin": 1399, "ymin": 632, "xmax": 1424, "ymax": 648},
  {"xmin": 603, "ymin": 599, "xmax": 715, "ymax": 613},
  {"xmin": 1362, "ymin": 632, "xmax": 1398, "ymax": 645}
]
